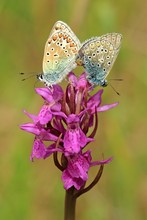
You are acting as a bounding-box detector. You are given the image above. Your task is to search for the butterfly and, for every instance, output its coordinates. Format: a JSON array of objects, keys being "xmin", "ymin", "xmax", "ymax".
[
  {"xmin": 76, "ymin": 33, "xmax": 122, "ymax": 87},
  {"xmin": 37, "ymin": 21, "xmax": 81, "ymax": 87}
]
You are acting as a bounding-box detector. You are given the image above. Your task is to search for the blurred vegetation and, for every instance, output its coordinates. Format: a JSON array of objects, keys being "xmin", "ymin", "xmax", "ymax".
[{"xmin": 0, "ymin": 0, "xmax": 147, "ymax": 219}]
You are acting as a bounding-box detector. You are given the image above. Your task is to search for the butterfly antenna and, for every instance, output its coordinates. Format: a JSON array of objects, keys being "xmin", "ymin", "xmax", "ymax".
[
  {"xmin": 20, "ymin": 72, "xmax": 37, "ymax": 81},
  {"xmin": 109, "ymin": 82, "xmax": 120, "ymax": 96},
  {"xmin": 33, "ymin": 78, "xmax": 40, "ymax": 88},
  {"xmin": 109, "ymin": 78, "xmax": 123, "ymax": 81}
]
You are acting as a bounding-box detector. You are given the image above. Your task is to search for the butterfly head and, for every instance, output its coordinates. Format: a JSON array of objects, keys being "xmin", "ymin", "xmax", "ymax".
[
  {"xmin": 37, "ymin": 73, "xmax": 53, "ymax": 87},
  {"xmin": 37, "ymin": 73, "xmax": 43, "ymax": 81},
  {"xmin": 100, "ymin": 80, "xmax": 108, "ymax": 87}
]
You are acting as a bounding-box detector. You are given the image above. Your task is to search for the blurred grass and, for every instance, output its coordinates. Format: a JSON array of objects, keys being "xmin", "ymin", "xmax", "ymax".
[{"xmin": 0, "ymin": 0, "xmax": 147, "ymax": 219}]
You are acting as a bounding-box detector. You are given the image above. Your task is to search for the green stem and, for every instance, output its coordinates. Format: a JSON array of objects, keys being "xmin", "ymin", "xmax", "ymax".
[{"xmin": 64, "ymin": 188, "xmax": 76, "ymax": 220}]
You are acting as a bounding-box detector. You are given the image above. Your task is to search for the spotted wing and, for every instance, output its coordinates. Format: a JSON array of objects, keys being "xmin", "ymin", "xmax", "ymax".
[
  {"xmin": 42, "ymin": 21, "xmax": 81, "ymax": 85},
  {"xmin": 77, "ymin": 33, "xmax": 122, "ymax": 85}
]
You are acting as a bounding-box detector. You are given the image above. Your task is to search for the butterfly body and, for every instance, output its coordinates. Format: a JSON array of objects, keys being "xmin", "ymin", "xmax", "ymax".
[
  {"xmin": 38, "ymin": 21, "xmax": 81, "ymax": 87},
  {"xmin": 76, "ymin": 33, "xmax": 122, "ymax": 86}
]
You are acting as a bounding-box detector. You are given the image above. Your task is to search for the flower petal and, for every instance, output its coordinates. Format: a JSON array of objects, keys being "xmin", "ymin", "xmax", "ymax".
[
  {"xmin": 20, "ymin": 123, "xmax": 41, "ymax": 135},
  {"xmin": 64, "ymin": 128, "xmax": 89, "ymax": 156},
  {"xmin": 35, "ymin": 87, "xmax": 53, "ymax": 102},
  {"xmin": 90, "ymin": 157, "xmax": 113, "ymax": 166},
  {"xmin": 44, "ymin": 143, "xmax": 63, "ymax": 159},
  {"xmin": 23, "ymin": 110, "xmax": 38, "ymax": 123},
  {"xmin": 62, "ymin": 151, "xmax": 92, "ymax": 190},
  {"xmin": 67, "ymin": 155, "xmax": 89, "ymax": 180},
  {"xmin": 97, "ymin": 102, "xmax": 119, "ymax": 112},
  {"xmin": 30, "ymin": 139, "xmax": 47, "ymax": 161},
  {"xmin": 38, "ymin": 105, "xmax": 52, "ymax": 125},
  {"xmin": 87, "ymin": 90, "xmax": 103, "ymax": 114},
  {"xmin": 62, "ymin": 170, "xmax": 85, "ymax": 190},
  {"xmin": 68, "ymin": 72, "xmax": 78, "ymax": 87}
]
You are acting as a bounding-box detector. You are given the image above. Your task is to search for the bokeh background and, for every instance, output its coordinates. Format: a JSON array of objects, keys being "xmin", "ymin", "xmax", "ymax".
[{"xmin": 0, "ymin": 0, "xmax": 147, "ymax": 219}]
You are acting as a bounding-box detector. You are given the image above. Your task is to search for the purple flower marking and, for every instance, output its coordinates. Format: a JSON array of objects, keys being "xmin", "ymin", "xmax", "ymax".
[
  {"xmin": 35, "ymin": 84, "xmax": 63, "ymax": 103},
  {"xmin": 20, "ymin": 123, "xmax": 58, "ymax": 141}
]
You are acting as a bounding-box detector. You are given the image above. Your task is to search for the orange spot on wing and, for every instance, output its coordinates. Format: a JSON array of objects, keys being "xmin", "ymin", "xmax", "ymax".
[
  {"xmin": 53, "ymin": 35, "xmax": 57, "ymax": 41},
  {"xmin": 66, "ymin": 38, "xmax": 72, "ymax": 43},
  {"xmin": 63, "ymin": 35, "xmax": 68, "ymax": 39},
  {"xmin": 70, "ymin": 42, "xmax": 75, "ymax": 47},
  {"xmin": 58, "ymin": 33, "xmax": 63, "ymax": 38},
  {"xmin": 72, "ymin": 48, "xmax": 77, "ymax": 53}
]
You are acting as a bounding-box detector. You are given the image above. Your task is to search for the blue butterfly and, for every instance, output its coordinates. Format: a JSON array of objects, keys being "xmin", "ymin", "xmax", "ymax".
[
  {"xmin": 76, "ymin": 33, "xmax": 122, "ymax": 87},
  {"xmin": 37, "ymin": 21, "xmax": 81, "ymax": 87}
]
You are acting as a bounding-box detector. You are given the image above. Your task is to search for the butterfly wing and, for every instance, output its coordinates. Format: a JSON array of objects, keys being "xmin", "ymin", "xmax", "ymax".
[
  {"xmin": 42, "ymin": 21, "xmax": 81, "ymax": 86},
  {"xmin": 77, "ymin": 33, "xmax": 122, "ymax": 86}
]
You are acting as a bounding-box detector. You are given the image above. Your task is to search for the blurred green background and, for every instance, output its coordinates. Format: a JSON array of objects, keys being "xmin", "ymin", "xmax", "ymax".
[{"xmin": 0, "ymin": 0, "xmax": 147, "ymax": 219}]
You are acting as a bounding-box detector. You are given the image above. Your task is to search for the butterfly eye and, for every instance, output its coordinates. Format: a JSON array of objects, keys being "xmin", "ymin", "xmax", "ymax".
[
  {"xmin": 88, "ymin": 56, "xmax": 92, "ymax": 59},
  {"xmin": 51, "ymin": 48, "xmax": 54, "ymax": 51},
  {"xmin": 39, "ymin": 74, "xmax": 43, "ymax": 79},
  {"xmin": 106, "ymin": 56, "xmax": 110, "ymax": 59},
  {"xmin": 103, "ymin": 68, "xmax": 106, "ymax": 72},
  {"xmin": 92, "ymin": 53, "xmax": 96, "ymax": 57},
  {"xmin": 47, "ymin": 52, "xmax": 50, "ymax": 56},
  {"xmin": 107, "ymin": 61, "xmax": 111, "ymax": 65},
  {"xmin": 47, "ymin": 60, "xmax": 50, "ymax": 63},
  {"xmin": 104, "ymin": 49, "xmax": 108, "ymax": 53}
]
